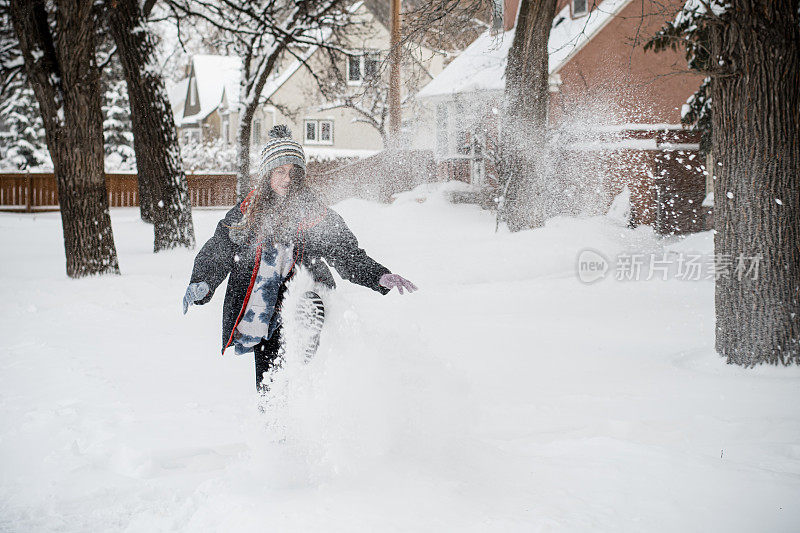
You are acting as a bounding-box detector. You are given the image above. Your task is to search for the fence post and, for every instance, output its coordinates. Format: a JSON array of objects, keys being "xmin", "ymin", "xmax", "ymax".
[{"xmin": 25, "ymin": 173, "xmax": 32, "ymax": 213}]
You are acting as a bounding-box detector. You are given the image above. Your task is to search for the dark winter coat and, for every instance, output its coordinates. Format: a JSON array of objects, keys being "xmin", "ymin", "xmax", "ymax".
[{"xmin": 189, "ymin": 199, "xmax": 391, "ymax": 354}]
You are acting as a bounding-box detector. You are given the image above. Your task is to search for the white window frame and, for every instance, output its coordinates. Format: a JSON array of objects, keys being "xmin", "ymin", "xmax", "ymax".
[
  {"xmin": 572, "ymin": 0, "xmax": 588, "ymax": 17},
  {"xmin": 304, "ymin": 119, "xmax": 334, "ymax": 145}
]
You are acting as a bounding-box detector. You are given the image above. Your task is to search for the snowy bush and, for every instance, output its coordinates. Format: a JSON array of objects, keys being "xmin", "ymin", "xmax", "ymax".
[
  {"xmin": 102, "ymin": 76, "xmax": 135, "ymax": 171},
  {"xmin": 181, "ymin": 139, "xmax": 238, "ymax": 172},
  {"xmin": 0, "ymin": 85, "xmax": 49, "ymax": 170},
  {"xmin": 100, "ymin": 54, "xmax": 136, "ymax": 172}
]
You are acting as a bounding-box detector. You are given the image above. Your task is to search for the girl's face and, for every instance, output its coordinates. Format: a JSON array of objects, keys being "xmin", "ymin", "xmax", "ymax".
[{"xmin": 269, "ymin": 163, "xmax": 293, "ymax": 197}]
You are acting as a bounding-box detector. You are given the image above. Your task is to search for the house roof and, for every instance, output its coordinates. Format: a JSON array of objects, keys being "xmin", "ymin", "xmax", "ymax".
[
  {"xmin": 167, "ymin": 78, "xmax": 189, "ymax": 123},
  {"xmin": 416, "ymin": 28, "xmax": 515, "ymax": 100},
  {"xmin": 416, "ymin": 0, "xmax": 632, "ymax": 100},
  {"xmin": 181, "ymin": 55, "xmax": 242, "ymax": 125}
]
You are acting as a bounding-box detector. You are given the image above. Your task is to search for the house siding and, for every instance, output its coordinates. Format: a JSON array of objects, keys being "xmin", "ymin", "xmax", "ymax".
[
  {"xmin": 550, "ymin": 0, "xmax": 703, "ymax": 125},
  {"xmin": 265, "ymin": 50, "xmax": 385, "ymax": 152}
]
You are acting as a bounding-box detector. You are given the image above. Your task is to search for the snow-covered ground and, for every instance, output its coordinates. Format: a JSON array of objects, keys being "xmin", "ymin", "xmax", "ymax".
[{"xmin": 1, "ymin": 186, "xmax": 798, "ymax": 532}]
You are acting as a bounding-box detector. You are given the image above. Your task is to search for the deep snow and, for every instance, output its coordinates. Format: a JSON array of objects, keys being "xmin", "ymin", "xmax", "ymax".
[{"xmin": 1, "ymin": 186, "xmax": 798, "ymax": 532}]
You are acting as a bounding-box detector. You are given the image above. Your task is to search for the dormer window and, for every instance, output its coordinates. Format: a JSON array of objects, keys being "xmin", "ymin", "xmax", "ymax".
[
  {"xmin": 188, "ymin": 77, "xmax": 196, "ymax": 106},
  {"xmin": 573, "ymin": 0, "xmax": 588, "ymax": 17}
]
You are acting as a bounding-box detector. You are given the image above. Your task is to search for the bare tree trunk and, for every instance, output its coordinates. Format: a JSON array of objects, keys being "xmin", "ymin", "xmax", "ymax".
[
  {"xmin": 107, "ymin": 0, "xmax": 195, "ymax": 251},
  {"xmin": 236, "ymin": 51, "xmax": 283, "ymax": 201},
  {"xmin": 505, "ymin": 0, "xmax": 556, "ymax": 128},
  {"xmin": 500, "ymin": 0, "xmax": 558, "ymax": 231},
  {"xmin": 388, "ymin": 0, "xmax": 402, "ymax": 142},
  {"xmin": 236, "ymin": 107, "xmax": 254, "ymax": 200},
  {"xmin": 711, "ymin": 0, "xmax": 800, "ymax": 365},
  {"xmin": 9, "ymin": 0, "xmax": 120, "ymax": 277}
]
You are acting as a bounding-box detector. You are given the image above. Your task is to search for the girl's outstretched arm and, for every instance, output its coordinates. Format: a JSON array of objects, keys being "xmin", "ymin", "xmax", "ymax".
[
  {"xmin": 315, "ymin": 209, "xmax": 392, "ymax": 294},
  {"xmin": 188, "ymin": 206, "xmax": 241, "ymax": 304}
]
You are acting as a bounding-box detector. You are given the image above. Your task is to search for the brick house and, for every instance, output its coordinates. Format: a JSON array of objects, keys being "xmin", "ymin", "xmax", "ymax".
[{"xmin": 415, "ymin": 0, "xmax": 709, "ymax": 234}]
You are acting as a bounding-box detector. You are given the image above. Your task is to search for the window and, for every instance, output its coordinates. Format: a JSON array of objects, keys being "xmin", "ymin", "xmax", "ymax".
[
  {"xmin": 347, "ymin": 52, "xmax": 380, "ymax": 84},
  {"xmin": 304, "ymin": 119, "xmax": 334, "ymax": 145},
  {"xmin": 435, "ymin": 103, "xmax": 449, "ymax": 157},
  {"xmin": 183, "ymin": 128, "xmax": 200, "ymax": 144},
  {"xmin": 252, "ymin": 119, "xmax": 262, "ymax": 146},
  {"xmin": 456, "ymin": 131, "xmax": 471, "ymax": 156},
  {"xmin": 222, "ymin": 115, "xmax": 230, "ymax": 144},
  {"xmin": 188, "ymin": 77, "xmax": 196, "ymax": 107},
  {"xmin": 573, "ymin": 0, "xmax": 588, "ymax": 17},
  {"xmin": 347, "ymin": 55, "xmax": 362, "ymax": 83},
  {"xmin": 364, "ymin": 53, "xmax": 379, "ymax": 79},
  {"xmin": 305, "ymin": 120, "xmax": 317, "ymax": 142},
  {"xmin": 473, "ymin": 132, "xmax": 484, "ymax": 158},
  {"xmin": 320, "ymin": 121, "xmax": 332, "ymax": 142}
]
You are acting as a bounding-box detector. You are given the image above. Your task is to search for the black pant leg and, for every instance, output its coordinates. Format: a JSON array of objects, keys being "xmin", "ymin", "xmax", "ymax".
[{"xmin": 254, "ymin": 324, "xmax": 283, "ymax": 392}]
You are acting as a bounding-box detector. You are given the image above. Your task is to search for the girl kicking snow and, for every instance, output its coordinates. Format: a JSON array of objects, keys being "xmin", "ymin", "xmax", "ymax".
[{"xmin": 182, "ymin": 126, "xmax": 416, "ymax": 391}]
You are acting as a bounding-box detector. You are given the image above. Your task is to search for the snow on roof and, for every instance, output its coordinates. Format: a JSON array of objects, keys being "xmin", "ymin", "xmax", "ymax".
[
  {"xmin": 416, "ymin": 28, "xmax": 515, "ymax": 100},
  {"xmin": 181, "ymin": 55, "xmax": 242, "ymax": 124},
  {"xmin": 167, "ymin": 78, "xmax": 189, "ymax": 122},
  {"xmin": 417, "ymin": 0, "xmax": 632, "ymax": 100}
]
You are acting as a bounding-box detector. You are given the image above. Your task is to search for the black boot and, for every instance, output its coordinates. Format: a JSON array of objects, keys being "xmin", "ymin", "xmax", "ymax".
[
  {"xmin": 296, "ymin": 291, "xmax": 325, "ymax": 362},
  {"xmin": 254, "ymin": 326, "xmax": 283, "ymax": 393}
]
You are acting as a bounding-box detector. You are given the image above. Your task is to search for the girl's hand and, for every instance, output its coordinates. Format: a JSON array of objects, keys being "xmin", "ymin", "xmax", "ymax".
[
  {"xmin": 379, "ymin": 273, "xmax": 418, "ymax": 295},
  {"xmin": 182, "ymin": 281, "xmax": 210, "ymax": 314}
]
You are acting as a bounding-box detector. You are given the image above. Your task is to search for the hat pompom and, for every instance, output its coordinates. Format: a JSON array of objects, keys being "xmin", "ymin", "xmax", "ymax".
[{"xmin": 269, "ymin": 124, "xmax": 292, "ymax": 139}]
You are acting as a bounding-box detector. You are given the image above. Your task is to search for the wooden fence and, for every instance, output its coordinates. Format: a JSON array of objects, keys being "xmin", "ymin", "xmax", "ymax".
[{"xmin": 0, "ymin": 172, "xmax": 237, "ymax": 212}]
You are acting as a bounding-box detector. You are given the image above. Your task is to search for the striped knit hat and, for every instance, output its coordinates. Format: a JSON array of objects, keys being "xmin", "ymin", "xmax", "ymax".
[{"xmin": 258, "ymin": 125, "xmax": 306, "ymax": 177}]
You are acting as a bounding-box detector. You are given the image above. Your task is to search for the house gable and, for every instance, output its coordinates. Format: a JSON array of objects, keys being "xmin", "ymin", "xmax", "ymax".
[
  {"xmin": 180, "ymin": 55, "xmax": 242, "ymax": 126},
  {"xmin": 183, "ymin": 64, "xmax": 200, "ymax": 119},
  {"xmin": 263, "ymin": 1, "xmax": 440, "ymax": 104}
]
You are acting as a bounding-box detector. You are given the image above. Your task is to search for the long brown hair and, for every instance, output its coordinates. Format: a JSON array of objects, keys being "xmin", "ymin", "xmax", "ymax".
[{"xmin": 228, "ymin": 165, "xmax": 323, "ymax": 246}]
